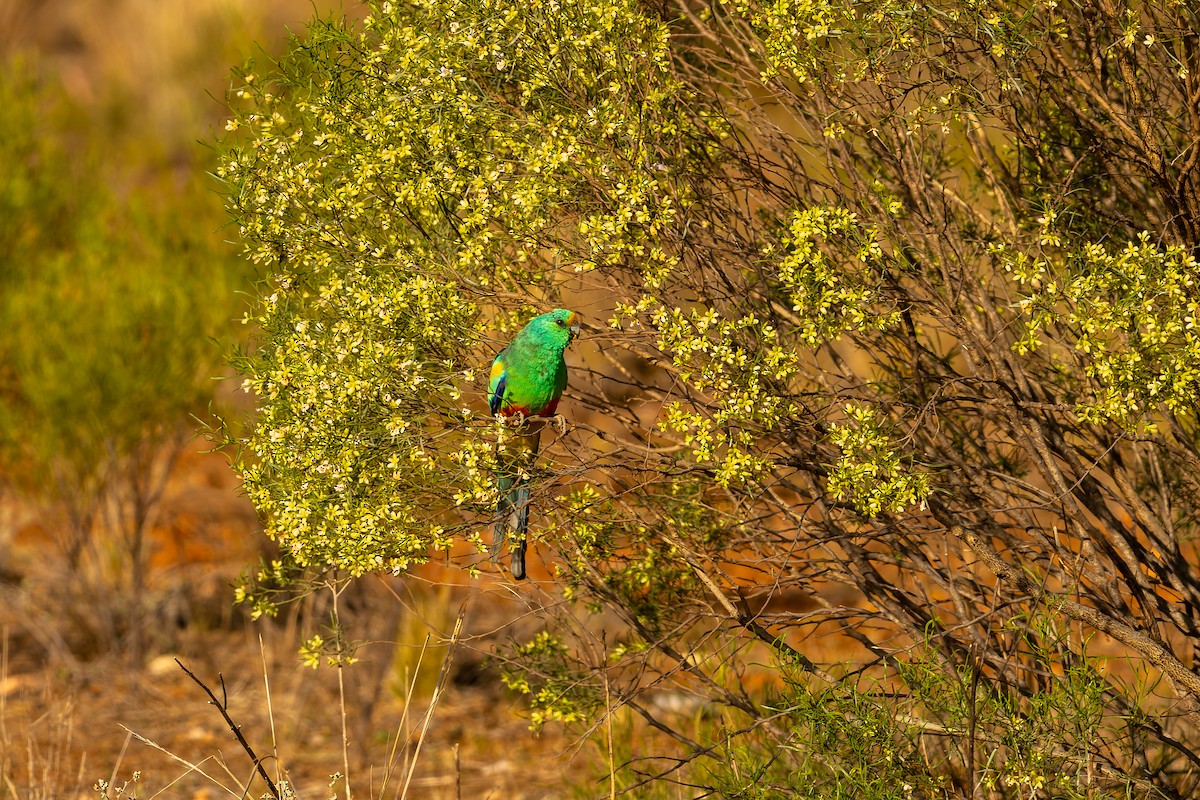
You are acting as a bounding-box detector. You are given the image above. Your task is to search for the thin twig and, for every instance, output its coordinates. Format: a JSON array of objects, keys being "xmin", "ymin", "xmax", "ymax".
[
  {"xmin": 259, "ymin": 635, "xmax": 282, "ymax": 787},
  {"xmin": 107, "ymin": 730, "xmax": 132, "ymax": 798},
  {"xmin": 604, "ymin": 668, "xmax": 617, "ymax": 800},
  {"xmin": 175, "ymin": 658, "xmax": 281, "ymax": 800},
  {"xmin": 337, "ymin": 656, "xmax": 352, "ymax": 800},
  {"xmin": 380, "ymin": 635, "xmax": 427, "ymax": 800},
  {"xmin": 331, "ymin": 583, "xmax": 352, "ymax": 800}
]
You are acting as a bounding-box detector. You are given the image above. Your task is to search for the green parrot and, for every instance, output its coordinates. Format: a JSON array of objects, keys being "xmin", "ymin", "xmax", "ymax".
[{"xmin": 487, "ymin": 308, "xmax": 581, "ymax": 579}]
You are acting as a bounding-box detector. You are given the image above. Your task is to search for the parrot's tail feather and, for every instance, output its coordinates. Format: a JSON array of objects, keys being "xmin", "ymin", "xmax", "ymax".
[
  {"xmin": 490, "ymin": 517, "xmax": 506, "ymax": 563},
  {"xmin": 510, "ymin": 539, "xmax": 527, "ymax": 580},
  {"xmin": 491, "ymin": 474, "xmax": 516, "ymax": 563},
  {"xmin": 492, "ymin": 477, "xmax": 530, "ymax": 580},
  {"xmin": 510, "ymin": 483, "xmax": 529, "ymax": 580}
]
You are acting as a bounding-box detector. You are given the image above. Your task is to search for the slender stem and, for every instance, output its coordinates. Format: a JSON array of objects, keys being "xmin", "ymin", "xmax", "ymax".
[
  {"xmin": 399, "ymin": 611, "xmax": 465, "ymax": 799},
  {"xmin": 332, "ymin": 583, "xmax": 352, "ymax": 800},
  {"xmin": 175, "ymin": 658, "xmax": 280, "ymax": 800}
]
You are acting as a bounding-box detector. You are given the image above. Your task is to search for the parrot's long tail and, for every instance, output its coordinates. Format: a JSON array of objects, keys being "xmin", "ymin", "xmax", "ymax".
[
  {"xmin": 492, "ymin": 427, "xmax": 541, "ymax": 580},
  {"xmin": 492, "ymin": 474, "xmax": 530, "ymax": 579}
]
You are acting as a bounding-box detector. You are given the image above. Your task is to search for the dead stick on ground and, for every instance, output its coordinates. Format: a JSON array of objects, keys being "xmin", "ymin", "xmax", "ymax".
[{"xmin": 176, "ymin": 658, "xmax": 281, "ymax": 800}]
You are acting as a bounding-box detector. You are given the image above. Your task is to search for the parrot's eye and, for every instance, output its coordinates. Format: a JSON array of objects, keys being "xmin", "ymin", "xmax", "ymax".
[{"xmin": 556, "ymin": 319, "xmax": 566, "ymax": 326}]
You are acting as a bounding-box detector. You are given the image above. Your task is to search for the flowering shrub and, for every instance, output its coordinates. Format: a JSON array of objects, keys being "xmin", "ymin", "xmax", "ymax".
[{"xmin": 221, "ymin": 0, "xmax": 1200, "ymax": 796}]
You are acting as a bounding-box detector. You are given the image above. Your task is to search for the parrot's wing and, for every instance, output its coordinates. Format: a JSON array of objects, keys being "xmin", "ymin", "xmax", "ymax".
[{"xmin": 488, "ymin": 355, "xmax": 507, "ymax": 416}]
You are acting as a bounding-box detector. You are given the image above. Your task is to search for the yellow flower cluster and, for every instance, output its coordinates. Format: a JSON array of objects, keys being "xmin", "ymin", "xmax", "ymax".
[
  {"xmin": 773, "ymin": 206, "xmax": 897, "ymax": 345},
  {"xmin": 652, "ymin": 306, "xmax": 794, "ymax": 487},
  {"xmin": 827, "ymin": 404, "xmax": 930, "ymax": 516},
  {"xmin": 1004, "ymin": 232, "xmax": 1200, "ymax": 427},
  {"xmin": 499, "ymin": 631, "xmax": 598, "ymax": 728}
]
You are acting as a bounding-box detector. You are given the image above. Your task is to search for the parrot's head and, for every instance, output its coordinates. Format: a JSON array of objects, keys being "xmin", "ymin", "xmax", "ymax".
[{"xmin": 530, "ymin": 308, "xmax": 581, "ymax": 349}]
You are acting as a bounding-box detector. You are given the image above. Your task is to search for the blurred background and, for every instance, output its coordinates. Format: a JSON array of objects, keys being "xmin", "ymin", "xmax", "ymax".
[
  {"xmin": 0, "ymin": 3, "xmax": 567, "ymax": 797},
  {"xmin": 0, "ymin": 0, "xmax": 287, "ymax": 667},
  {"xmin": 0, "ymin": 0, "xmax": 347, "ymax": 660}
]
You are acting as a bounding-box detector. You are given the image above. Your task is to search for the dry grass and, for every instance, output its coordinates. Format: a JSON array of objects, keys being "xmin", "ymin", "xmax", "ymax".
[
  {"xmin": 0, "ymin": 576, "xmax": 581, "ymax": 799},
  {"xmin": 0, "ymin": 438, "xmax": 590, "ymax": 800}
]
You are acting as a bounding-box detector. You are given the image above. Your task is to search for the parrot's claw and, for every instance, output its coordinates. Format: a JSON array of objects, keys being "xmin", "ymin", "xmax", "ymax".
[
  {"xmin": 551, "ymin": 414, "xmax": 567, "ymax": 435},
  {"xmin": 507, "ymin": 411, "xmax": 527, "ymax": 427}
]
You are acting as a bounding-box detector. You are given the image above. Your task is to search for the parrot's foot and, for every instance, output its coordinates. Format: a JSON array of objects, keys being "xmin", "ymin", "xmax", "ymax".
[
  {"xmin": 551, "ymin": 414, "xmax": 567, "ymax": 435},
  {"xmin": 506, "ymin": 411, "xmax": 527, "ymax": 427}
]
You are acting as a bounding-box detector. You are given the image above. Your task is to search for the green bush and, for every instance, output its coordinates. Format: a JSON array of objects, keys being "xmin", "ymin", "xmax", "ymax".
[
  {"xmin": 699, "ymin": 615, "xmax": 1138, "ymax": 799},
  {"xmin": 0, "ymin": 58, "xmax": 245, "ymax": 658}
]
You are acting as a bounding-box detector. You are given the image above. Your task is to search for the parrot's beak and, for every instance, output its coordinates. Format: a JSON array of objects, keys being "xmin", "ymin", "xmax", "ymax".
[{"xmin": 568, "ymin": 314, "xmax": 581, "ymax": 343}]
